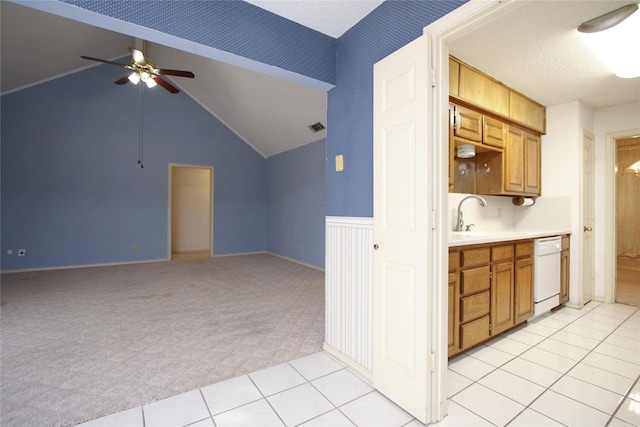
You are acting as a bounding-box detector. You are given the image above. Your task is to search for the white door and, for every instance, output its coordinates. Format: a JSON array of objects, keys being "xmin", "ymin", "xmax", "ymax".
[
  {"xmin": 373, "ymin": 35, "xmax": 431, "ymax": 422},
  {"xmin": 582, "ymin": 132, "xmax": 595, "ymax": 303}
]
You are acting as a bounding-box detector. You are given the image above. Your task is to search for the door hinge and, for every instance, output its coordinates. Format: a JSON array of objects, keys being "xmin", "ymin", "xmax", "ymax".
[
  {"xmin": 430, "ymin": 352, "xmax": 436, "ymax": 372},
  {"xmin": 432, "ymin": 210, "xmax": 437, "ymax": 230},
  {"xmin": 431, "ymin": 68, "xmax": 436, "ymax": 87}
]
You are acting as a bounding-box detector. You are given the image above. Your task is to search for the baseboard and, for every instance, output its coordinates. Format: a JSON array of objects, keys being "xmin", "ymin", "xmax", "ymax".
[
  {"xmin": 323, "ymin": 343, "xmax": 373, "ymax": 385},
  {"xmin": 2, "ymin": 251, "xmax": 324, "ymax": 274},
  {"xmin": 211, "ymin": 251, "xmax": 267, "ymax": 258},
  {"xmin": 267, "ymin": 252, "xmax": 324, "ymax": 272},
  {"xmin": 1, "ymin": 258, "xmax": 167, "ymax": 274}
]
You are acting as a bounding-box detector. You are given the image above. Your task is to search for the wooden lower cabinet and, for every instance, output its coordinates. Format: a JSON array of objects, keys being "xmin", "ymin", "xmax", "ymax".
[
  {"xmin": 449, "ymin": 239, "xmax": 535, "ymax": 358},
  {"xmin": 514, "ymin": 257, "xmax": 534, "ymax": 324},
  {"xmin": 491, "ymin": 261, "xmax": 514, "ymax": 335},
  {"xmin": 460, "ymin": 315, "xmax": 490, "ymax": 349},
  {"xmin": 560, "ymin": 236, "xmax": 570, "ymax": 304},
  {"xmin": 448, "ymin": 271, "xmax": 459, "ymax": 356}
]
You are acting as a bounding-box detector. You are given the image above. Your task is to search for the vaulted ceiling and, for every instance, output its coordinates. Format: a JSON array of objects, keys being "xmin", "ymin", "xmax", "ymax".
[{"xmin": 2, "ymin": 1, "xmax": 639, "ymax": 160}]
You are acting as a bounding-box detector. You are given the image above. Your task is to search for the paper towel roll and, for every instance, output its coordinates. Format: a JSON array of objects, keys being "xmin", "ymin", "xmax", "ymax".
[{"xmin": 512, "ymin": 196, "xmax": 535, "ymax": 206}]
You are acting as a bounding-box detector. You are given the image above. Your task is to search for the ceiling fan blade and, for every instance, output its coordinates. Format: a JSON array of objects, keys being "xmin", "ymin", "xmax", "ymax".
[
  {"xmin": 130, "ymin": 48, "xmax": 146, "ymax": 65},
  {"xmin": 114, "ymin": 75, "xmax": 130, "ymax": 85},
  {"xmin": 153, "ymin": 76, "xmax": 180, "ymax": 93},
  {"xmin": 157, "ymin": 68, "xmax": 195, "ymax": 78},
  {"xmin": 81, "ymin": 55, "xmax": 129, "ymax": 68}
]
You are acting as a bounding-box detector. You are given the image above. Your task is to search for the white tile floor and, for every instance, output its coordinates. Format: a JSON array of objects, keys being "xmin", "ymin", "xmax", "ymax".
[{"xmin": 77, "ymin": 302, "xmax": 640, "ymax": 427}]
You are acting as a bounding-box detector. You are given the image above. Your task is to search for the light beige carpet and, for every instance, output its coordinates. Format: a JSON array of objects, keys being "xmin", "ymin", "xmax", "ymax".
[{"xmin": 0, "ymin": 254, "xmax": 325, "ymax": 427}]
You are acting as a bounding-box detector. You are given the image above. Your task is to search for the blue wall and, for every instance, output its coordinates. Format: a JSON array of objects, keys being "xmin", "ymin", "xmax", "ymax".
[
  {"xmin": 267, "ymin": 139, "xmax": 326, "ymax": 268},
  {"xmin": 1, "ymin": 62, "xmax": 268, "ymax": 270},
  {"xmin": 23, "ymin": 2, "xmax": 470, "ymax": 218},
  {"xmin": 326, "ymin": 0, "xmax": 466, "ymax": 217},
  {"xmin": 60, "ymin": 0, "xmax": 336, "ymax": 86}
]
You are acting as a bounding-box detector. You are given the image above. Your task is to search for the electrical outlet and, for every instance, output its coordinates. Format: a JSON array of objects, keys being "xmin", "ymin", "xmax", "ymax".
[
  {"xmin": 18, "ymin": 249, "xmax": 26, "ymax": 256},
  {"xmin": 300, "ymin": 245, "xmax": 305, "ymax": 252},
  {"xmin": 7, "ymin": 249, "xmax": 13, "ymax": 255}
]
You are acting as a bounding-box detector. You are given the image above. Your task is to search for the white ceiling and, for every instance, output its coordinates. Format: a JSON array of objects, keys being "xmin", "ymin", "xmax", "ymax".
[
  {"xmin": 245, "ymin": 0, "xmax": 384, "ymax": 38},
  {"xmin": 2, "ymin": 1, "xmax": 640, "ymax": 159},
  {"xmin": 448, "ymin": 1, "xmax": 640, "ymax": 110}
]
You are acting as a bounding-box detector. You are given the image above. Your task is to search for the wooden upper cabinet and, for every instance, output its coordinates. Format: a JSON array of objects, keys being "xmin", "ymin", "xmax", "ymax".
[
  {"xmin": 458, "ymin": 64, "xmax": 510, "ymax": 117},
  {"xmin": 483, "ymin": 116, "xmax": 507, "ymax": 149},
  {"xmin": 453, "ymin": 105, "xmax": 483, "ymax": 142},
  {"xmin": 449, "ymin": 58, "xmax": 460, "ymax": 97},
  {"xmin": 511, "ymin": 92, "xmax": 546, "ymax": 134},
  {"xmin": 449, "ymin": 56, "xmax": 546, "ymax": 134},
  {"xmin": 524, "ymin": 131, "xmax": 541, "ymax": 195},
  {"xmin": 486, "ymin": 125, "xmax": 540, "ymax": 196},
  {"xmin": 504, "ymin": 126, "xmax": 525, "ymax": 193}
]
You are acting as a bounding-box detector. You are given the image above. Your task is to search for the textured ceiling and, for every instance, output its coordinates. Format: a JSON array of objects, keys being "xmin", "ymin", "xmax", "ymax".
[{"xmin": 449, "ymin": 1, "xmax": 640, "ymax": 110}]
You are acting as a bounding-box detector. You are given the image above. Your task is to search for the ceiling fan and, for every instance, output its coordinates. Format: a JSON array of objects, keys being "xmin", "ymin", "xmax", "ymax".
[{"xmin": 81, "ymin": 46, "xmax": 195, "ymax": 93}]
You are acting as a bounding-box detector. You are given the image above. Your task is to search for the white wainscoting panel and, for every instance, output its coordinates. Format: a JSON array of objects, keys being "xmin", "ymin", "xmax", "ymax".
[{"xmin": 325, "ymin": 216, "xmax": 374, "ymax": 372}]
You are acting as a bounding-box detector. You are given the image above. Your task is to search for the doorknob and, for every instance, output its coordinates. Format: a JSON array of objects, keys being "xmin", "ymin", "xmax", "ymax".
[
  {"xmin": 373, "ymin": 244, "xmax": 379, "ymax": 250},
  {"xmin": 584, "ymin": 226, "xmax": 593, "ymax": 232}
]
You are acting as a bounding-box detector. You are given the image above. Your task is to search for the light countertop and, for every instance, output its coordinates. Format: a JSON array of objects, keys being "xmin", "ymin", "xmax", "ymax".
[{"xmin": 448, "ymin": 229, "xmax": 571, "ymax": 247}]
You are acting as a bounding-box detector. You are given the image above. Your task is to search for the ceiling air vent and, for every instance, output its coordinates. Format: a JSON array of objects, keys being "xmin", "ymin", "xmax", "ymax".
[{"xmin": 308, "ymin": 122, "xmax": 325, "ymax": 133}]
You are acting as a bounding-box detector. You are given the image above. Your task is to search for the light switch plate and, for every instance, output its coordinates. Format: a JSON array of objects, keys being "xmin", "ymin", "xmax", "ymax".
[{"xmin": 335, "ymin": 154, "xmax": 344, "ymax": 172}]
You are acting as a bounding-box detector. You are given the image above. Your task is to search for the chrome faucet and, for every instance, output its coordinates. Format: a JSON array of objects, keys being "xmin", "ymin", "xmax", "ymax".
[{"xmin": 456, "ymin": 195, "xmax": 488, "ymax": 231}]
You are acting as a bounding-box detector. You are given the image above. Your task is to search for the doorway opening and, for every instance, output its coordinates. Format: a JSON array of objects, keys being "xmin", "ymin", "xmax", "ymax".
[
  {"xmin": 615, "ymin": 136, "xmax": 640, "ymax": 306},
  {"xmin": 168, "ymin": 164, "xmax": 214, "ymax": 260}
]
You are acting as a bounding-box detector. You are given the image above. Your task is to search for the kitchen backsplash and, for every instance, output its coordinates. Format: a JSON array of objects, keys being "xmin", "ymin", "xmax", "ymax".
[{"xmin": 448, "ymin": 194, "xmax": 572, "ymax": 232}]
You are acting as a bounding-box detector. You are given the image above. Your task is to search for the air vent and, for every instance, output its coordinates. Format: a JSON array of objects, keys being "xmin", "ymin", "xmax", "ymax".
[{"xmin": 308, "ymin": 122, "xmax": 325, "ymax": 133}]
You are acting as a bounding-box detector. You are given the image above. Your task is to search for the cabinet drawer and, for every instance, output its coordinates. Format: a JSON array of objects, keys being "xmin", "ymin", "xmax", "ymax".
[
  {"xmin": 461, "ymin": 247, "xmax": 490, "ymax": 267},
  {"xmin": 460, "ymin": 315, "xmax": 491, "ymax": 349},
  {"xmin": 460, "ymin": 290, "xmax": 490, "ymax": 323},
  {"xmin": 449, "ymin": 250, "xmax": 460, "ymax": 271},
  {"xmin": 461, "ymin": 265, "xmax": 490, "ymax": 295},
  {"xmin": 515, "ymin": 241, "xmax": 534, "ymax": 257},
  {"xmin": 492, "ymin": 244, "xmax": 514, "ymax": 262}
]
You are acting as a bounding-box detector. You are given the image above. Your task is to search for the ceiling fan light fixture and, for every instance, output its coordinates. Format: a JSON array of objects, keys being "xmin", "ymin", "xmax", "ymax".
[
  {"xmin": 578, "ymin": 3, "xmax": 640, "ymax": 78},
  {"xmin": 128, "ymin": 73, "xmax": 141, "ymax": 85},
  {"xmin": 144, "ymin": 77, "xmax": 157, "ymax": 89}
]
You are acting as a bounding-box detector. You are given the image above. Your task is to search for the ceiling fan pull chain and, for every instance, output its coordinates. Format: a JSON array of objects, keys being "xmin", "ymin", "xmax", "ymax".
[{"xmin": 138, "ymin": 83, "xmax": 144, "ymax": 168}]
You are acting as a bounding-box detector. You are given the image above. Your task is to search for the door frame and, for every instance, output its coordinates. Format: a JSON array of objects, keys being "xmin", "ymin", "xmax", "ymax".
[
  {"xmin": 167, "ymin": 163, "xmax": 214, "ymax": 260},
  {"xmin": 603, "ymin": 128, "xmax": 640, "ymax": 302},
  {"xmin": 581, "ymin": 131, "xmax": 595, "ymax": 304},
  {"xmin": 424, "ymin": 0, "xmax": 526, "ymax": 421}
]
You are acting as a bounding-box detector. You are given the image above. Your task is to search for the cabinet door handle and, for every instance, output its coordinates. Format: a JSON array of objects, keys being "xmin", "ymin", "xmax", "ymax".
[
  {"xmin": 374, "ymin": 244, "xmax": 379, "ymax": 250},
  {"xmin": 584, "ymin": 226, "xmax": 593, "ymax": 232}
]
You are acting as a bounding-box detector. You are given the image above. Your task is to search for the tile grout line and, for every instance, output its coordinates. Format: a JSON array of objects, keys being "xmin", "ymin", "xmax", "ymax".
[
  {"xmin": 197, "ymin": 388, "xmax": 216, "ymax": 427},
  {"xmin": 605, "ymin": 374, "xmax": 640, "ymax": 426},
  {"xmin": 285, "ymin": 359, "xmax": 366, "ymax": 426},
  {"xmin": 449, "ymin": 302, "xmax": 638, "ymax": 426},
  {"xmin": 246, "ymin": 374, "xmax": 289, "ymax": 427},
  {"xmin": 504, "ymin": 304, "xmax": 639, "ymax": 426}
]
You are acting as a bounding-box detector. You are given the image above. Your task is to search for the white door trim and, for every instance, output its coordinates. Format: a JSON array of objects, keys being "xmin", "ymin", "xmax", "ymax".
[
  {"xmin": 603, "ymin": 128, "xmax": 640, "ymax": 303},
  {"xmin": 423, "ymin": 0, "xmax": 528, "ymax": 420},
  {"xmin": 167, "ymin": 163, "xmax": 215, "ymax": 259},
  {"xmin": 581, "ymin": 130, "xmax": 595, "ymax": 305}
]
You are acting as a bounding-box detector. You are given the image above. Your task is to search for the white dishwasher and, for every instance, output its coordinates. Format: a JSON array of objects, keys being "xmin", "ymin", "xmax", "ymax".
[{"xmin": 533, "ymin": 236, "xmax": 562, "ymax": 317}]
